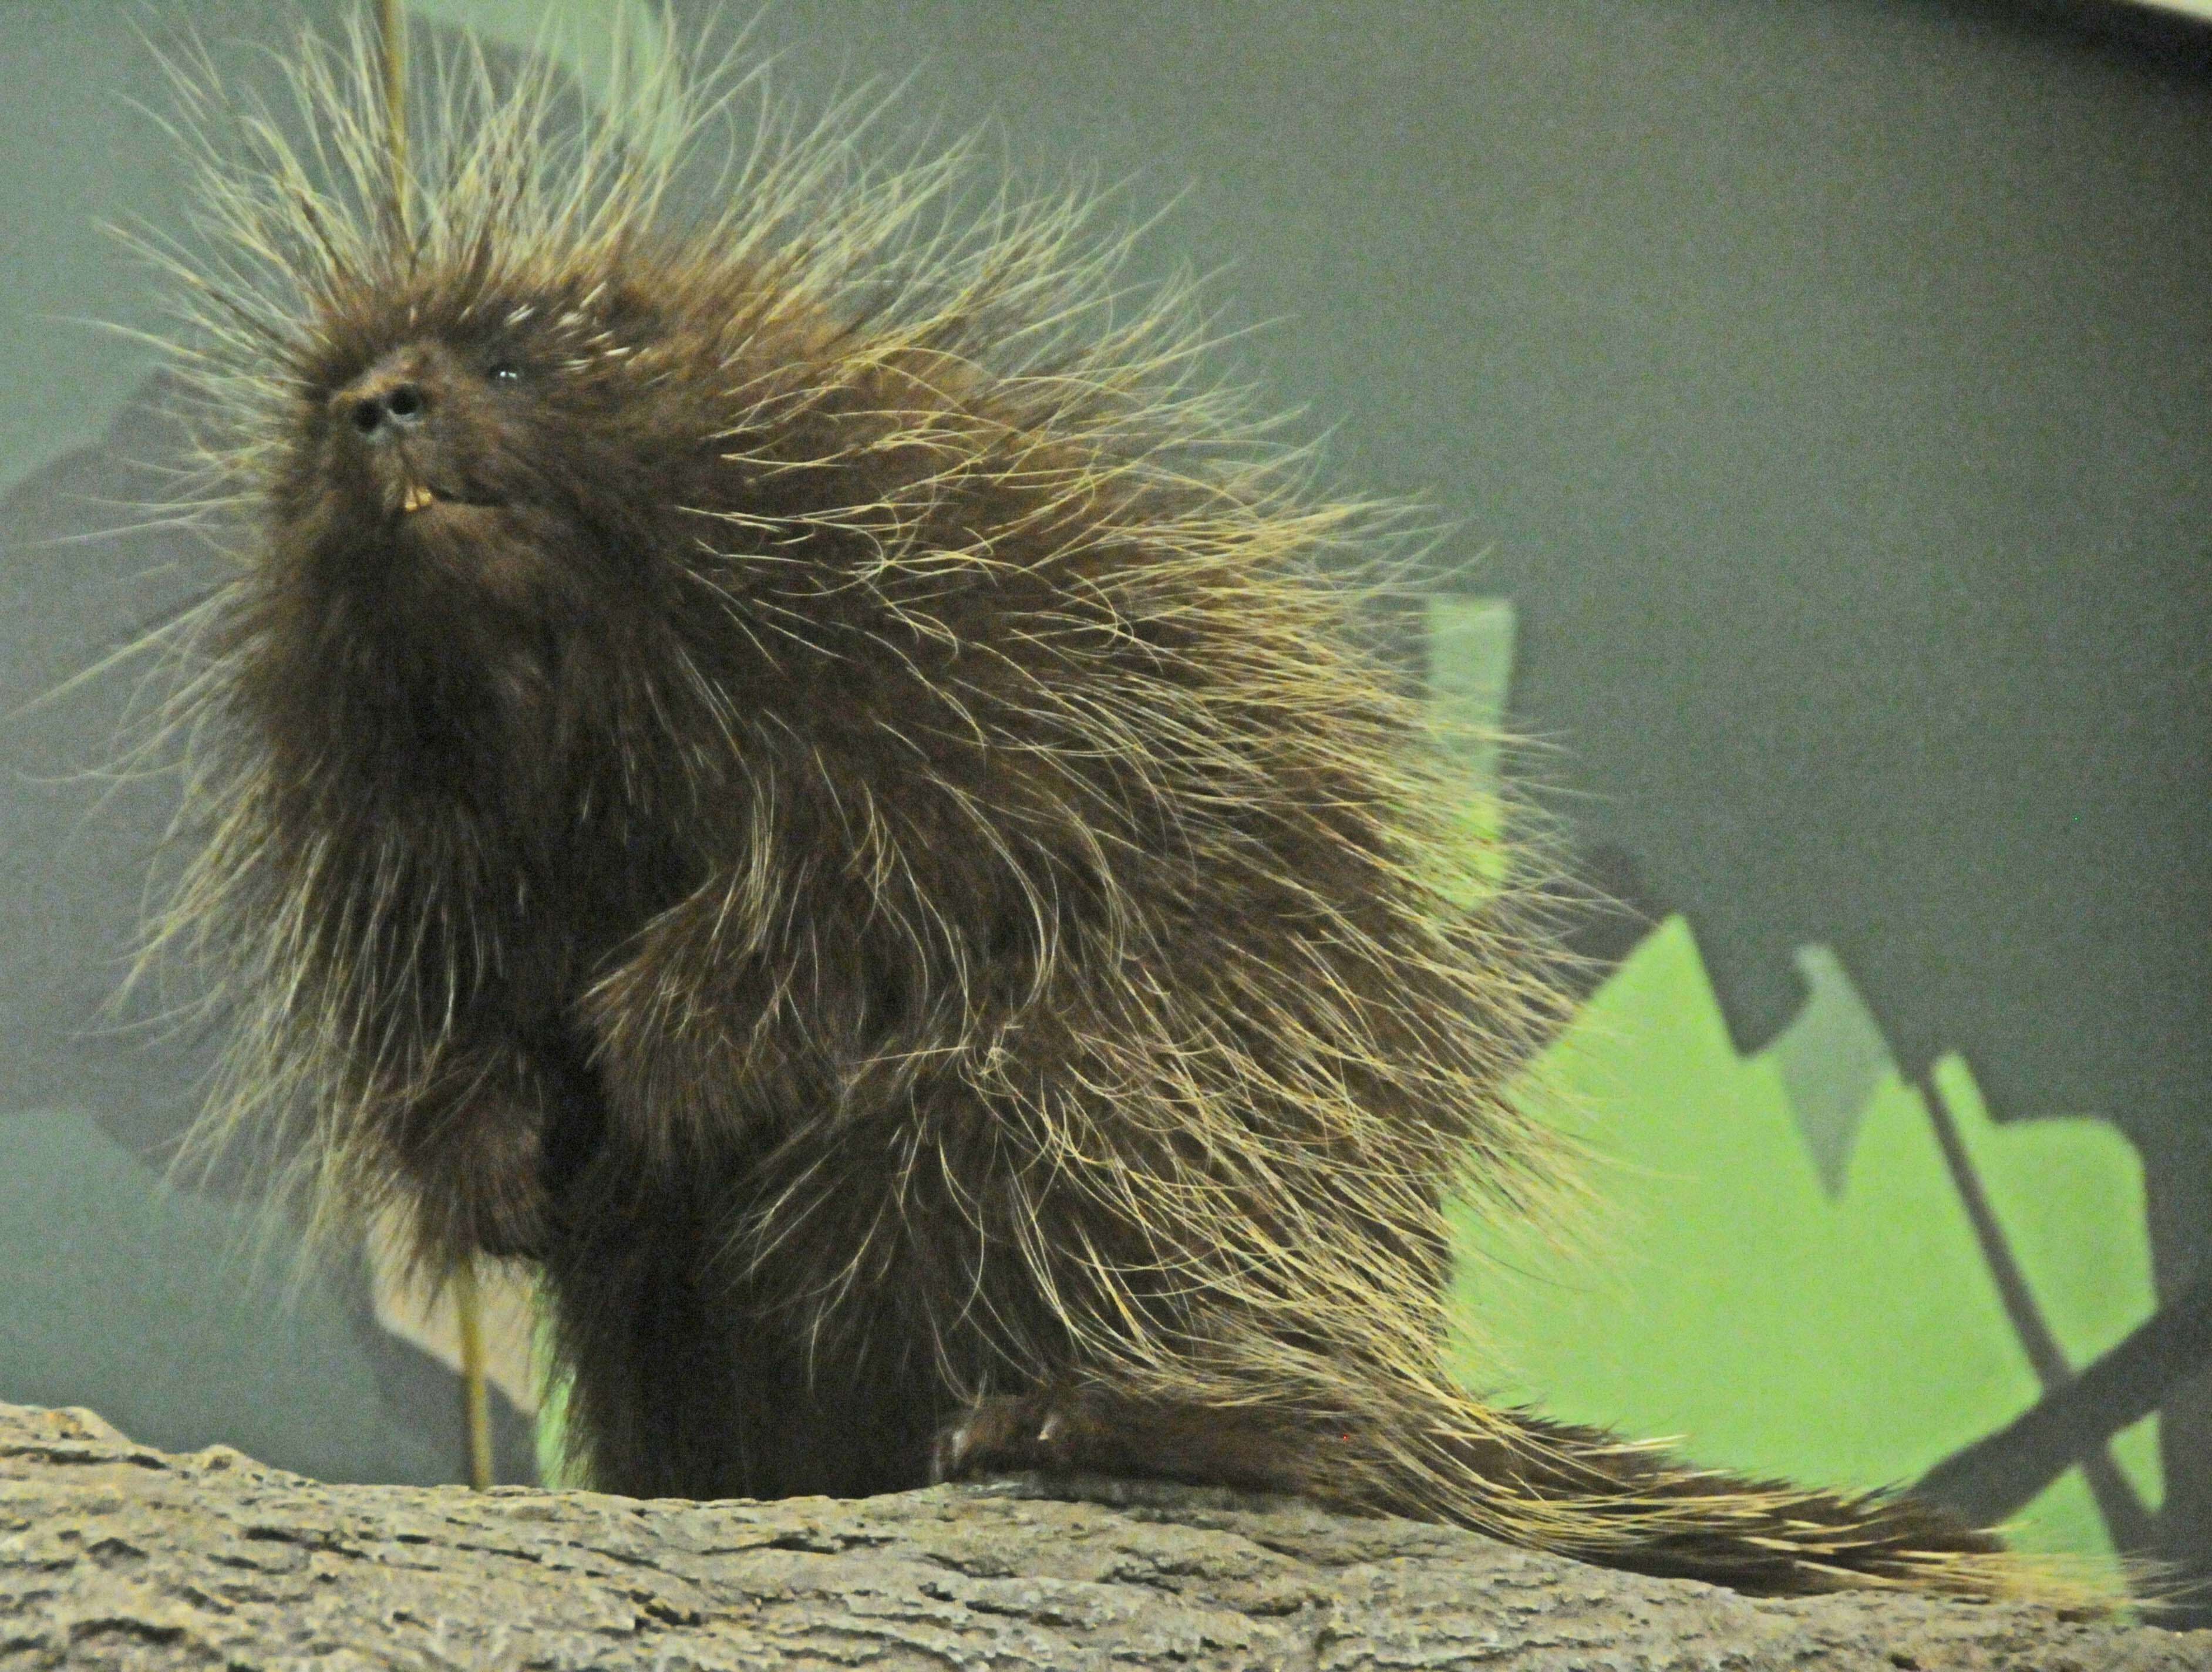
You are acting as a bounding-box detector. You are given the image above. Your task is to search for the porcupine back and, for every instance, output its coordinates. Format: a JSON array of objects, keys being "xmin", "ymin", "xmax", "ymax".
[{"xmin": 132, "ymin": 10, "xmax": 2049, "ymax": 1600}]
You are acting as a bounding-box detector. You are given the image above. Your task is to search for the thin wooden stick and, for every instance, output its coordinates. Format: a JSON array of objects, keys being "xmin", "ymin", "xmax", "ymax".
[
  {"xmin": 379, "ymin": 0, "xmax": 408, "ymax": 235},
  {"xmin": 375, "ymin": 0, "xmax": 490, "ymax": 1492},
  {"xmin": 453, "ymin": 1259, "xmax": 496, "ymax": 1492}
]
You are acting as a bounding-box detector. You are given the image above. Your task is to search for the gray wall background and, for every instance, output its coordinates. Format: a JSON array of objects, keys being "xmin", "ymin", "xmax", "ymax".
[{"xmin": 2, "ymin": 0, "xmax": 2205, "ymax": 1598}]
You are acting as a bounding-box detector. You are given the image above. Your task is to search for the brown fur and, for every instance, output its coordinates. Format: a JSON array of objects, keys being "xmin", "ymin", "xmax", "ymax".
[{"xmin": 136, "ymin": 13, "xmax": 2046, "ymax": 1600}]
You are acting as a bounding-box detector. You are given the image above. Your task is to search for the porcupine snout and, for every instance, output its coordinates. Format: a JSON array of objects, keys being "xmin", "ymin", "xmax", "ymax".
[
  {"xmin": 327, "ymin": 344, "xmax": 494, "ymax": 517},
  {"xmin": 342, "ymin": 360, "xmax": 429, "ymax": 444}
]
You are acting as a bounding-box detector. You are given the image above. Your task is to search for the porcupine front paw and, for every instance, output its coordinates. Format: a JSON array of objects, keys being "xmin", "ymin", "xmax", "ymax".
[
  {"xmin": 439, "ymin": 1113, "xmax": 556, "ymax": 1260},
  {"xmin": 391, "ymin": 1077, "xmax": 559, "ymax": 1261}
]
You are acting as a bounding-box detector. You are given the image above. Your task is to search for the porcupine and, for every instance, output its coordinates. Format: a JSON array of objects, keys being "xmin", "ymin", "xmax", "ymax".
[{"xmin": 129, "ymin": 13, "xmax": 2027, "ymax": 1597}]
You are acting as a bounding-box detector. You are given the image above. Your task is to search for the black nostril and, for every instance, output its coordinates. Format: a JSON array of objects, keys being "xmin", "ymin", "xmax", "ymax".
[{"xmin": 349, "ymin": 381, "xmax": 427, "ymax": 439}]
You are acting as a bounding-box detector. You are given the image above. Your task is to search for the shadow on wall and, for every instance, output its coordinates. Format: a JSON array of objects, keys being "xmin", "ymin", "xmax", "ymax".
[{"xmin": 0, "ymin": 379, "xmax": 537, "ymax": 1487}]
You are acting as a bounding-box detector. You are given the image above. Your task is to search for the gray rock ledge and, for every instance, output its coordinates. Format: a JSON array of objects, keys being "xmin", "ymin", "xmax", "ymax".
[{"xmin": 2, "ymin": 1401, "xmax": 2205, "ymax": 1670}]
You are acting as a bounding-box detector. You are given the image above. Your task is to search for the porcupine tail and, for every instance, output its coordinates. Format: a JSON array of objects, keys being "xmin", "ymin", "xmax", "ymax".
[
  {"xmin": 957, "ymin": 1372, "xmax": 2082, "ymax": 1601},
  {"xmin": 1389, "ymin": 1402, "xmax": 2024, "ymax": 1598}
]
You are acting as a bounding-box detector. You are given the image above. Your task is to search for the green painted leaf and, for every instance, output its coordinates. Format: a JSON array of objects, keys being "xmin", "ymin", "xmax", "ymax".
[{"xmin": 1449, "ymin": 915, "xmax": 2161, "ymax": 1559}]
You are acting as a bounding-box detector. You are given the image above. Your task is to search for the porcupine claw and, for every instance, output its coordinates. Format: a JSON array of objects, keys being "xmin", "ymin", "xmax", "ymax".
[{"xmin": 931, "ymin": 1393, "xmax": 1085, "ymax": 1483}]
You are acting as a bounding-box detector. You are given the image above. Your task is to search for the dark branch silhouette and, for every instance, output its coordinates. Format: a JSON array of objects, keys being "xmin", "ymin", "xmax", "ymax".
[
  {"xmin": 1918, "ymin": 1262, "xmax": 2212, "ymax": 1527},
  {"xmin": 1920, "ymin": 1072, "xmax": 2153, "ymax": 1553}
]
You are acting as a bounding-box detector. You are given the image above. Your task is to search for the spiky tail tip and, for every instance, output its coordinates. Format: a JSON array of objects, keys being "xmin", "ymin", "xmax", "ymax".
[{"xmin": 1404, "ymin": 1407, "xmax": 2116, "ymax": 1606}]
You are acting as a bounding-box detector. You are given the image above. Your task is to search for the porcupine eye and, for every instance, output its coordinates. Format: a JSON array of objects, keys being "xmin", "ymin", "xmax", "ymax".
[{"xmin": 487, "ymin": 362, "xmax": 521, "ymax": 383}]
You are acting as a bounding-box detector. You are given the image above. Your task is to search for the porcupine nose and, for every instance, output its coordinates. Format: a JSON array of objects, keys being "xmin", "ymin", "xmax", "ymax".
[{"xmin": 344, "ymin": 370, "xmax": 429, "ymax": 443}]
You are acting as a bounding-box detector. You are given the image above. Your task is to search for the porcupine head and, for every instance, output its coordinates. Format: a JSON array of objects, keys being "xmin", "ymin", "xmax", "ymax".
[{"xmin": 128, "ymin": 5, "xmax": 2086, "ymax": 1607}]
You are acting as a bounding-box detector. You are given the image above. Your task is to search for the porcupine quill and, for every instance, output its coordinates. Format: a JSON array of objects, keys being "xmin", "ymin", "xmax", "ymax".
[{"xmin": 119, "ymin": 5, "xmax": 2082, "ymax": 1600}]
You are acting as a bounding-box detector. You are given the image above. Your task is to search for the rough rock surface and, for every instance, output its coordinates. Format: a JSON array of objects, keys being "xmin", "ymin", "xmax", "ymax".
[{"xmin": 2, "ymin": 1401, "xmax": 2206, "ymax": 1670}]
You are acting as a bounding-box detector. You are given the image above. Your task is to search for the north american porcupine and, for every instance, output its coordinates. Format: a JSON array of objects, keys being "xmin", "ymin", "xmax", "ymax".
[{"xmin": 122, "ymin": 10, "xmax": 2045, "ymax": 1599}]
